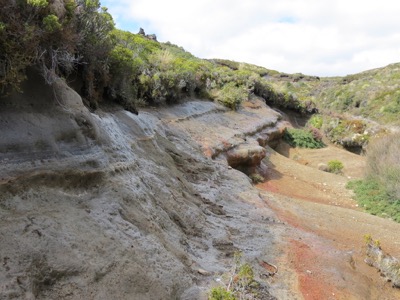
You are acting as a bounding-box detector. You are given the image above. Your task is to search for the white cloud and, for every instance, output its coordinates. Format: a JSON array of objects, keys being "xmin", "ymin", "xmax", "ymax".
[{"xmin": 102, "ymin": 0, "xmax": 400, "ymax": 76}]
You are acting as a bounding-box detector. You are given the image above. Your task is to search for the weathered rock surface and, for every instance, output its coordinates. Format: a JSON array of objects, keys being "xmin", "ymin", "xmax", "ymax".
[
  {"xmin": 365, "ymin": 242, "xmax": 400, "ymax": 288},
  {"xmin": 0, "ymin": 74, "xmax": 286, "ymax": 299},
  {"xmin": 226, "ymin": 144, "xmax": 266, "ymax": 174}
]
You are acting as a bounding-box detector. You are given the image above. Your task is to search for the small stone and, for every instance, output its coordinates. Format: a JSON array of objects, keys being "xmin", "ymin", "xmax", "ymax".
[{"xmin": 197, "ymin": 268, "xmax": 211, "ymax": 276}]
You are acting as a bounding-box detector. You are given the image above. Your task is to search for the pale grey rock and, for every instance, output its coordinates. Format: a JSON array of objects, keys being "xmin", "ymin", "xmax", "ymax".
[{"xmin": 0, "ymin": 74, "xmax": 282, "ymax": 299}]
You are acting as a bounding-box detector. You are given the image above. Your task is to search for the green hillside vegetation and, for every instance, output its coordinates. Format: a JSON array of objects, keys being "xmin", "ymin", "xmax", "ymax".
[
  {"xmin": 1, "ymin": 1, "xmax": 398, "ymax": 129},
  {"xmin": 0, "ymin": 0, "xmax": 306, "ymax": 114},
  {"xmin": 265, "ymin": 63, "xmax": 400, "ymax": 125}
]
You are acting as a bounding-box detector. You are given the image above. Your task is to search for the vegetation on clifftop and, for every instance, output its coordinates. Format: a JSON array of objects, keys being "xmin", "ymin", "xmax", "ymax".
[
  {"xmin": 0, "ymin": 0, "xmax": 115, "ymax": 107},
  {"xmin": 2, "ymin": 0, "xmax": 400, "ymax": 121},
  {"xmin": 264, "ymin": 63, "xmax": 400, "ymax": 126},
  {"xmin": 0, "ymin": 0, "xmax": 313, "ymax": 114}
]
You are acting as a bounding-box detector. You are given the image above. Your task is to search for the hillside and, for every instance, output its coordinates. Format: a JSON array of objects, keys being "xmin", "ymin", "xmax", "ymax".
[
  {"xmin": 264, "ymin": 63, "xmax": 400, "ymax": 125},
  {"xmin": 1, "ymin": 1, "xmax": 400, "ymax": 299}
]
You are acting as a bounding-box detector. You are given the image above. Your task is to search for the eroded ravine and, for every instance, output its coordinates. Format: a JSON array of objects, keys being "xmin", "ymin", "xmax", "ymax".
[
  {"xmin": 160, "ymin": 97, "xmax": 400, "ymax": 299},
  {"xmin": 1, "ymin": 74, "xmax": 399, "ymax": 299}
]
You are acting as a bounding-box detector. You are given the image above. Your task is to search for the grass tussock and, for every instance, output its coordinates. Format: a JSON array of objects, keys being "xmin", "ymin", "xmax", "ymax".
[
  {"xmin": 367, "ymin": 133, "xmax": 400, "ymax": 199},
  {"xmin": 208, "ymin": 252, "xmax": 273, "ymax": 300}
]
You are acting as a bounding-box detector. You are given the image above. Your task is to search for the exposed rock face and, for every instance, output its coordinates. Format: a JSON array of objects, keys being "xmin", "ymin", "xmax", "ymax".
[
  {"xmin": 226, "ymin": 144, "xmax": 266, "ymax": 174},
  {"xmin": 0, "ymin": 74, "xmax": 285, "ymax": 299},
  {"xmin": 137, "ymin": 27, "xmax": 157, "ymax": 41},
  {"xmin": 365, "ymin": 242, "xmax": 400, "ymax": 287}
]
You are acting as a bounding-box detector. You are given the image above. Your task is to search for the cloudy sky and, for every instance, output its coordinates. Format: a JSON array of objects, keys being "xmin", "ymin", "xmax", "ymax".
[{"xmin": 101, "ymin": 0, "xmax": 400, "ymax": 76}]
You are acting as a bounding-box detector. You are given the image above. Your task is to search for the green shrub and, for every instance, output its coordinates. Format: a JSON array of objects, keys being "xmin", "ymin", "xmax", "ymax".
[
  {"xmin": 0, "ymin": 0, "xmax": 289, "ymax": 114},
  {"xmin": 327, "ymin": 160, "xmax": 344, "ymax": 174},
  {"xmin": 207, "ymin": 251, "xmax": 268, "ymax": 299},
  {"xmin": 208, "ymin": 287, "xmax": 236, "ymax": 300},
  {"xmin": 42, "ymin": 15, "xmax": 62, "ymax": 32},
  {"xmin": 283, "ymin": 128, "xmax": 325, "ymax": 149},
  {"xmin": 237, "ymin": 263, "xmax": 254, "ymax": 286},
  {"xmin": 27, "ymin": 0, "xmax": 48, "ymax": 7},
  {"xmin": 212, "ymin": 82, "xmax": 248, "ymax": 110},
  {"xmin": 308, "ymin": 114, "xmax": 323, "ymax": 129},
  {"xmin": 0, "ymin": 0, "xmax": 116, "ymax": 105}
]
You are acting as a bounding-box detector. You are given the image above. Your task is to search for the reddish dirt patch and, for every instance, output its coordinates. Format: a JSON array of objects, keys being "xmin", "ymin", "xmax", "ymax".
[
  {"xmin": 257, "ymin": 144, "xmax": 400, "ymax": 300},
  {"xmin": 290, "ymin": 240, "xmax": 340, "ymax": 300}
]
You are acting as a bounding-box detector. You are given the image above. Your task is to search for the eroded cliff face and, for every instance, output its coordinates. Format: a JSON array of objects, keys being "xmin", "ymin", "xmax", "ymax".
[{"xmin": 0, "ymin": 74, "xmax": 287, "ymax": 299}]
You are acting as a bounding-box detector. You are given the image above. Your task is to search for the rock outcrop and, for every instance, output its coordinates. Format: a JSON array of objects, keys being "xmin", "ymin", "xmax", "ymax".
[
  {"xmin": 226, "ymin": 144, "xmax": 266, "ymax": 174},
  {"xmin": 0, "ymin": 75, "xmax": 286, "ymax": 299},
  {"xmin": 138, "ymin": 27, "xmax": 157, "ymax": 41},
  {"xmin": 365, "ymin": 241, "xmax": 400, "ymax": 288}
]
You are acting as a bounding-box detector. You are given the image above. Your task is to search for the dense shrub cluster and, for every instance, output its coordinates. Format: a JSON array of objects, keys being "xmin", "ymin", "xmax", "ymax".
[
  {"xmin": 0, "ymin": 1, "xmax": 307, "ymax": 113},
  {"xmin": 265, "ymin": 62, "xmax": 400, "ymax": 125},
  {"xmin": 1, "ymin": 0, "xmax": 75, "ymax": 89},
  {"xmin": 0, "ymin": 0, "xmax": 114, "ymax": 107},
  {"xmin": 306, "ymin": 114, "xmax": 375, "ymax": 150},
  {"xmin": 283, "ymin": 128, "xmax": 325, "ymax": 149}
]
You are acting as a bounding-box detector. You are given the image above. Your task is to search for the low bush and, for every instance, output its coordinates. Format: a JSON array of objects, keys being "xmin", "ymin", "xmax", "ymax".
[
  {"xmin": 208, "ymin": 287, "xmax": 235, "ymax": 300},
  {"xmin": 308, "ymin": 114, "xmax": 323, "ymax": 129},
  {"xmin": 207, "ymin": 251, "xmax": 271, "ymax": 300},
  {"xmin": 347, "ymin": 179, "xmax": 400, "ymax": 222},
  {"xmin": 211, "ymin": 82, "xmax": 248, "ymax": 110},
  {"xmin": 327, "ymin": 160, "xmax": 344, "ymax": 174},
  {"xmin": 283, "ymin": 128, "xmax": 325, "ymax": 149}
]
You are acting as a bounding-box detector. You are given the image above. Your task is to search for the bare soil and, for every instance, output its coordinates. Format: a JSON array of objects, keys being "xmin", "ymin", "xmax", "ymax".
[{"xmin": 257, "ymin": 142, "xmax": 400, "ymax": 299}]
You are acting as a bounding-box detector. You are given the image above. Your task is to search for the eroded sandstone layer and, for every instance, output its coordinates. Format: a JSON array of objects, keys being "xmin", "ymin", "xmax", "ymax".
[{"xmin": 0, "ymin": 74, "xmax": 286, "ymax": 299}]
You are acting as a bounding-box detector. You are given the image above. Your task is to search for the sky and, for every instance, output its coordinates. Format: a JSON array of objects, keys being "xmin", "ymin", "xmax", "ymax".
[{"xmin": 101, "ymin": 0, "xmax": 400, "ymax": 76}]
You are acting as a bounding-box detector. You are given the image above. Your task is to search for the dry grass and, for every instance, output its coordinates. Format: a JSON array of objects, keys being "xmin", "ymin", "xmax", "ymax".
[{"xmin": 367, "ymin": 133, "xmax": 400, "ymax": 199}]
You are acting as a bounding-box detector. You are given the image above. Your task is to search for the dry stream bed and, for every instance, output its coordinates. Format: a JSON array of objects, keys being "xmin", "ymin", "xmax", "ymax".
[{"xmin": 256, "ymin": 143, "xmax": 400, "ymax": 300}]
